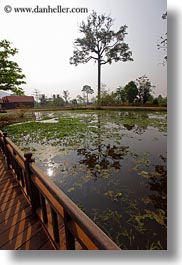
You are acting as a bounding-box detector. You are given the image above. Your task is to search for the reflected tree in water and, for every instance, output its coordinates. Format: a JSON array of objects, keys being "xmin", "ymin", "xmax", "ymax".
[
  {"xmin": 148, "ymin": 155, "xmax": 167, "ymax": 213},
  {"xmin": 77, "ymin": 114, "xmax": 129, "ymax": 177}
]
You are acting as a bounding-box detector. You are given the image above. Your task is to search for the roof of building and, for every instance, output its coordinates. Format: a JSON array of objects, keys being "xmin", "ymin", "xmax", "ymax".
[
  {"xmin": 2, "ymin": 96, "xmax": 34, "ymax": 103},
  {"xmin": 0, "ymin": 99, "xmax": 3, "ymax": 103}
]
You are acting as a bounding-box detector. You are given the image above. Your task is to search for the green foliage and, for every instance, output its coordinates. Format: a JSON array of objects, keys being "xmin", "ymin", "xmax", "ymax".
[
  {"xmin": 82, "ymin": 85, "xmax": 94, "ymax": 104},
  {"xmin": 71, "ymin": 99, "xmax": 78, "ymax": 106},
  {"xmin": 100, "ymin": 92, "xmax": 116, "ymax": 106},
  {"xmin": 3, "ymin": 110, "xmax": 167, "ymax": 248},
  {"xmin": 5, "ymin": 116, "xmax": 87, "ymax": 145},
  {"xmin": 52, "ymin": 95, "xmax": 64, "ymax": 106},
  {"xmin": 70, "ymin": 11, "xmax": 133, "ymax": 66},
  {"xmin": 3, "ymin": 110, "xmax": 167, "ymax": 249},
  {"xmin": 70, "ymin": 11, "xmax": 133, "ymax": 105},
  {"xmin": 105, "ymin": 190, "xmax": 122, "ymax": 201},
  {"xmin": 76, "ymin": 95, "xmax": 85, "ymax": 105},
  {"xmin": 159, "ymin": 97, "xmax": 167, "ymax": 107},
  {"xmin": 114, "ymin": 86, "xmax": 127, "ymax": 103},
  {"xmin": 62, "ymin": 90, "xmax": 70, "ymax": 104},
  {"xmin": 147, "ymin": 241, "xmax": 163, "ymax": 250},
  {"xmin": 124, "ymin": 81, "xmax": 138, "ymax": 103},
  {"xmin": 97, "ymin": 78, "xmax": 163, "ymax": 107},
  {"xmin": 0, "ymin": 39, "xmax": 25, "ymax": 95},
  {"xmin": 36, "ymin": 94, "xmax": 65, "ymax": 107},
  {"xmin": 39, "ymin": 94, "xmax": 47, "ymax": 107},
  {"xmin": 152, "ymin": 98, "xmax": 159, "ymax": 106},
  {"xmin": 93, "ymin": 208, "xmax": 122, "ymax": 228},
  {"xmin": 0, "ymin": 111, "xmax": 34, "ymax": 126},
  {"xmin": 136, "ymin": 75, "xmax": 155, "ymax": 104}
]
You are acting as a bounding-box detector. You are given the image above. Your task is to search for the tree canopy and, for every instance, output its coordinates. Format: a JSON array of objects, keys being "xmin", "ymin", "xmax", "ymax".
[
  {"xmin": 136, "ymin": 75, "xmax": 155, "ymax": 104},
  {"xmin": 82, "ymin": 85, "xmax": 94, "ymax": 104},
  {"xmin": 0, "ymin": 40, "xmax": 25, "ymax": 95},
  {"xmin": 63, "ymin": 90, "xmax": 70, "ymax": 104},
  {"xmin": 124, "ymin": 81, "xmax": 138, "ymax": 103},
  {"xmin": 70, "ymin": 11, "xmax": 133, "ymax": 106}
]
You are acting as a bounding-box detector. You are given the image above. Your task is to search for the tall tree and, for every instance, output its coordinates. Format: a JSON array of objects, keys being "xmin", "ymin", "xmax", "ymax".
[
  {"xmin": 0, "ymin": 40, "xmax": 25, "ymax": 95},
  {"xmin": 81, "ymin": 85, "xmax": 94, "ymax": 104},
  {"xmin": 136, "ymin": 75, "xmax": 154, "ymax": 104},
  {"xmin": 62, "ymin": 90, "xmax": 70, "ymax": 104},
  {"xmin": 70, "ymin": 11, "xmax": 133, "ymax": 106},
  {"xmin": 124, "ymin": 81, "xmax": 138, "ymax": 103}
]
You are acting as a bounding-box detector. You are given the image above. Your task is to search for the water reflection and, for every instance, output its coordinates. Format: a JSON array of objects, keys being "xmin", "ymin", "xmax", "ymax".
[
  {"xmin": 7, "ymin": 110, "xmax": 167, "ymax": 249},
  {"xmin": 148, "ymin": 157, "xmax": 167, "ymax": 213},
  {"xmin": 42, "ymin": 156, "xmax": 58, "ymax": 178},
  {"xmin": 77, "ymin": 114, "xmax": 129, "ymax": 177},
  {"xmin": 77, "ymin": 144, "xmax": 128, "ymax": 171},
  {"xmin": 133, "ymin": 125, "xmax": 147, "ymax": 135},
  {"xmin": 47, "ymin": 167, "xmax": 54, "ymax": 177},
  {"xmin": 123, "ymin": 124, "xmax": 135, "ymax": 131}
]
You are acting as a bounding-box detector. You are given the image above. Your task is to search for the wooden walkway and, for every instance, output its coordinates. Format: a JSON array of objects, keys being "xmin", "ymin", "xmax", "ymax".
[
  {"xmin": 0, "ymin": 131, "xmax": 120, "ymax": 250},
  {"xmin": 0, "ymin": 151, "xmax": 55, "ymax": 250}
]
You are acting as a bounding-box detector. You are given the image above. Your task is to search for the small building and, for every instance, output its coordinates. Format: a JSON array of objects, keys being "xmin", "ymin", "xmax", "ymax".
[
  {"xmin": 0, "ymin": 99, "xmax": 3, "ymax": 110},
  {"xmin": 2, "ymin": 96, "xmax": 34, "ymax": 109}
]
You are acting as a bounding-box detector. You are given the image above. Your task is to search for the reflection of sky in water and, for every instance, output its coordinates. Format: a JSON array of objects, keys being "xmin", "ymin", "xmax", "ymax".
[
  {"xmin": 16, "ymin": 110, "xmax": 167, "ymax": 249},
  {"xmin": 45, "ymin": 160, "xmax": 55, "ymax": 177},
  {"xmin": 47, "ymin": 166, "xmax": 53, "ymax": 177}
]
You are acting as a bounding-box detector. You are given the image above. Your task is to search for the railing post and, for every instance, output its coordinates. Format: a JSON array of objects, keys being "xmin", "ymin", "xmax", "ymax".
[
  {"xmin": 39, "ymin": 193, "xmax": 48, "ymax": 223},
  {"xmin": 3, "ymin": 132, "xmax": 10, "ymax": 169},
  {"xmin": 50, "ymin": 207, "xmax": 60, "ymax": 244},
  {"xmin": 24, "ymin": 152, "xmax": 37, "ymax": 213},
  {"xmin": 64, "ymin": 210, "xmax": 75, "ymax": 250}
]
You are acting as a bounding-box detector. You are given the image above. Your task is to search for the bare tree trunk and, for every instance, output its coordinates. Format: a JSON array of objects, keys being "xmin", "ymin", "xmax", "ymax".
[{"xmin": 97, "ymin": 57, "xmax": 101, "ymax": 108}]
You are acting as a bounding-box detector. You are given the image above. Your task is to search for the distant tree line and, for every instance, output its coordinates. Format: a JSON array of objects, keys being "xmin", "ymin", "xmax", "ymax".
[
  {"xmin": 33, "ymin": 74, "xmax": 166, "ymax": 108},
  {"xmin": 99, "ymin": 75, "xmax": 167, "ymax": 107},
  {"xmin": 33, "ymin": 86, "xmax": 95, "ymax": 108}
]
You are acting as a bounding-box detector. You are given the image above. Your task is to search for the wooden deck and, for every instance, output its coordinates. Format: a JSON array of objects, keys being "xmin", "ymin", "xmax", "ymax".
[
  {"xmin": 0, "ymin": 151, "xmax": 55, "ymax": 250},
  {"xmin": 0, "ymin": 131, "xmax": 120, "ymax": 250}
]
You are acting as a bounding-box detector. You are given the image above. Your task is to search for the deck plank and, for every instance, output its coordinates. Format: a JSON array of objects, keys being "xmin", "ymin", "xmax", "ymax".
[
  {"xmin": 0, "ymin": 215, "xmax": 37, "ymax": 248},
  {"xmin": 0, "ymin": 193, "xmax": 27, "ymax": 213},
  {"xmin": 0, "ymin": 207, "xmax": 32, "ymax": 235},
  {"xmin": 0, "ymin": 222, "xmax": 42, "ymax": 250},
  {"xmin": 39, "ymin": 240, "xmax": 56, "ymax": 250},
  {"xmin": 0, "ymin": 150, "xmax": 55, "ymax": 250},
  {"xmin": 0, "ymin": 202, "xmax": 29, "ymax": 224},
  {"xmin": 0, "ymin": 186, "xmax": 22, "ymax": 205},
  {"xmin": 18, "ymin": 228, "xmax": 53, "ymax": 250}
]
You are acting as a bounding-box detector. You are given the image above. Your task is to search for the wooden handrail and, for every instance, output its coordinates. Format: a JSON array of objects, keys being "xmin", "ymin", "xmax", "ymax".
[{"xmin": 0, "ymin": 130, "xmax": 120, "ymax": 250}]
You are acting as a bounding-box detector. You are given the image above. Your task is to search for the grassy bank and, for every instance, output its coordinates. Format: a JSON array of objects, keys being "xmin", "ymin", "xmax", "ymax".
[
  {"xmin": 5, "ymin": 105, "xmax": 167, "ymax": 112},
  {"xmin": 0, "ymin": 111, "xmax": 35, "ymax": 127},
  {"xmin": 0, "ymin": 106, "xmax": 167, "ymax": 127}
]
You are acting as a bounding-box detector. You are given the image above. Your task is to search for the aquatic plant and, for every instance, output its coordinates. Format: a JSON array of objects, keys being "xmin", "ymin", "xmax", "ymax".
[{"xmin": 3, "ymin": 110, "xmax": 167, "ymax": 250}]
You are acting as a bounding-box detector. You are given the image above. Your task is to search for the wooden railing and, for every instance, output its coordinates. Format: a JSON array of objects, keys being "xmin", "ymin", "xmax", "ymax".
[{"xmin": 0, "ymin": 130, "xmax": 120, "ymax": 250}]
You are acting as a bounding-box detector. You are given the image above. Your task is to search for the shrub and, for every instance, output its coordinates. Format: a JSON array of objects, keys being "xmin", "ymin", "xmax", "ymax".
[{"xmin": 152, "ymin": 98, "xmax": 159, "ymax": 106}]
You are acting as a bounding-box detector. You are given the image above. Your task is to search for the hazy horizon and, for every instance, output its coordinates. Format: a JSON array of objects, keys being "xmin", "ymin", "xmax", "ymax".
[{"xmin": 0, "ymin": 0, "xmax": 167, "ymax": 99}]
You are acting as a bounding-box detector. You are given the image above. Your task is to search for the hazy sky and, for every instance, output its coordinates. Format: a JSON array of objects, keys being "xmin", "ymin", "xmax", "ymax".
[{"xmin": 0, "ymin": 0, "xmax": 167, "ymax": 99}]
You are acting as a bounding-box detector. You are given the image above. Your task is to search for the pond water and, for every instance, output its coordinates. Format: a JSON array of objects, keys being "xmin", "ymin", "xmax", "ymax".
[{"xmin": 6, "ymin": 110, "xmax": 167, "ymax": 249}]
